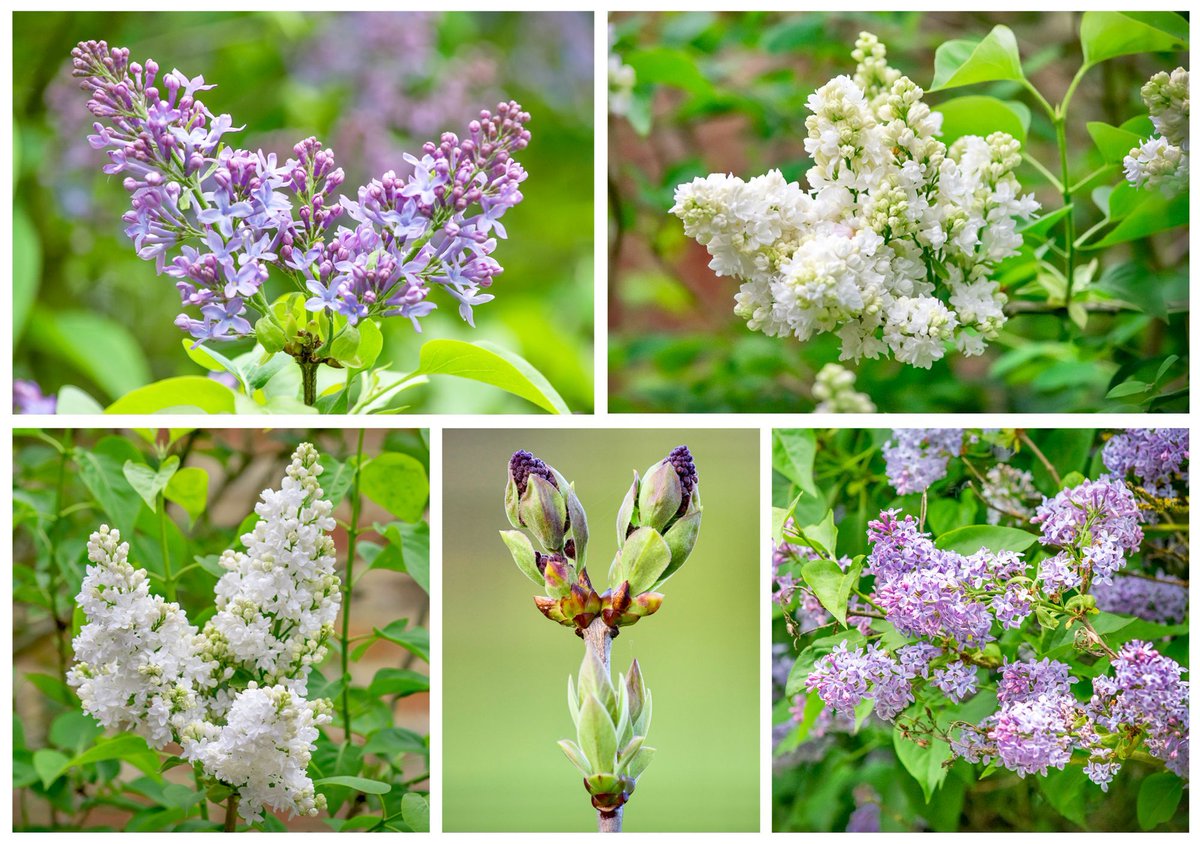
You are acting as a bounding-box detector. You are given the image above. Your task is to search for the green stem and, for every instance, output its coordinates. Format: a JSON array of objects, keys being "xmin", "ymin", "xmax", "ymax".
[
  {"xmin": 223, "ymin": 794, "xmax": 238, "ymax": 832},
  {"xmin": 158, "ymin": 492, "xmax": 176, "ymax": 602},
  {"xmin": 300, "ymin": 360, "xmax": 320, "ymax": 407},
  {"xmin": 194, "ymin": 770, "xmax": 209, "ymax": 821},
  {"xmin": 340, "ymin": 430, "xmax": 366, "ymax": 741},
  {"xmin": 50, "ymin": 431, "xmax": 74, "ymax": 677},
  {"xmin": 1054, "ymin": 114, "xmax": 1077, "ymax": 308}
]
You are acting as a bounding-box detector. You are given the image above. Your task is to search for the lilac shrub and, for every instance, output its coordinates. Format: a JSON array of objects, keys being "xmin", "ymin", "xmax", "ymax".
[{"xmin": 775, "ymin": 427, "xmax": 1189, "ymax": 829}]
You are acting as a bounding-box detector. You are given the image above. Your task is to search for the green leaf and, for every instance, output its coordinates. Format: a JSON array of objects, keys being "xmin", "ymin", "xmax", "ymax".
[
  {"xmin": 772, "ymin": 429, "xmax": 817, "ymax": 495},
  {"xmin": 76, "ymin": 447, "xmax": 145, "ymax": 532},
  {"xmin": 360, "ymin": 453, "xmax": 430, "ymax": 522},
  {"xmin": 1038, "ymin": 765, "xmax": 1090, "ymax": 827},
  {"xmin": 165, "ymin": 467, "xmax": 209, "ymax": 524},
  {"xmin": 934, "ymin": 95, "xmax": 1029, "ymax": 145},
  {"xmin": 33, "ymin": 749, "xmax": 70, "ymax": 789},
  {"xmin": 106, "ymin": 376, "xmax": 237, "ymax": 414},
  {"xmin": 369, "ymin": 521, "xmax": 430, "ymax": 593},
  {"xmin": 930, "ymin": 25, "xmax": 1024, "ymax": 91},
  {"xmin": 1137, "ymin": 771, "xmax": 1183, "ymax": 830},
  {"xmin": 27, "ymin": 308, "xmax": 151, "ymax": 401},
  {"xmin": 70, "ymin": 734, "xmax": 162, "ymax": 781},
  {"xmin": 13, "ymin": 204, "xmax": 40, "ymax": 343},
  {"xmin": 619, "ymin": 527, "xmax": 672, "ymax": 595},
  {"xmin": 316, "ymin": 454, "xmax": 355, "ymax": 506},
  {"xmin": 368, "ymin": 668, "xmax": 429, "ymax": 698},
  {"xmin": 800, "ymin": 558, "xmax": 851, "ymax": 626},
  {"xmin": 1079, "ymin": 11, "xmax": 1188, "ymax": 66},
  {"xmin": 1086, "ymin": 121, "xmax": 1144, "ymax": 165},
  {"xmin": 771, "ymin": 495, "xmax": 803, "ymax": 547},
  {"xmin": 1087, "ymin": 189, "xmax": 1189, "ymax": 249},
  {"xmin": 893, "ymin": 732, "xmax": 952, "ymax": 802},
  {"xmin": 315, "ymin": 775, "xmax": 392, "ymax": 795},
  {"xmin": 123, "ymin": 456, "xmax": 180, "ymax": 512},
  {"xmin": 400, "ymin": 793, "xmax": 430, "ymax": 833},
  {"xmin": 1106, "ymin": 380, "xmax": 1151, "ymax": 400},
  {"xmin": 363, "ymin": 727, "xmax": 428, "ymax": 760},
  {"xmin": 373, "ymin": 620, "xmax": 429, "ymax": 663},
  {"xmin": 355, "ymin": 319, "xmax": 384, "ymax": 370},
  {"xmin": 577, "ymin": 696, "xmax": 618, "ymax": 772},
  {"xmin": 934, "ymin": 525, "xmax": 1038, "ymax": 555},
  {"xmin": 415, "ymin": 339, "xmax": 570, "ymax": 414},
  {"xmin": 797, "ymin": 510, "xmax": 837, "ymax": 558},
  {"xmin": 55, "ymin": 385, "xmax": 106, "ymax": 414},
  {"xmin": 624, "ymin": 47, "xmax": 714, "ymax": 97}
]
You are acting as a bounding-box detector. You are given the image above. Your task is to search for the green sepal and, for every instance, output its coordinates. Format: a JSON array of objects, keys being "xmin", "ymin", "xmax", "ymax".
[
  {"xmin": 655, "ymin": 507, "xmax": 702, "ymax": 588},
  {"xmin": 519, "ymin": 473, "xmax": 566, "ymax": 552},
  {"xmin": 615, "ymin": 736, "xmax": 645, "ymax": 775},
  {"xmin": 499, "ymin": 530, "xmax": 542, "ymax": 586},
  {"xmin": 625, "ymin": 745, "xmax": 656, "ymax": 781},
  {"xmin": 616, "ymin": 471, "xmax": 639, "ymax": 547}
]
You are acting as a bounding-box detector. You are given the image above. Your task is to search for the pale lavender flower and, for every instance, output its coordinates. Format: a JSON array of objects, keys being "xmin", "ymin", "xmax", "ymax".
[
  {"xmin": 883, "ymin": 428, "xmax": 963, "ymax": 494},
  {"xmin": 1032, "ymin": 477, "xmax": 1143, "ymax": 587},
  {"xmin": 14, "ymin": 380, "xmax": 57, "ymax": 414},
  {"xmin": 932, "ymin": 660, "xmax": 978, "ymax": 702},
  {"xmin": 1102, "ymin": 428, "xmax": 1189, "ymax": 499},
  {"xmin": 1093, "ymin": 572, "xmax": 1187, "ymax": 624}
]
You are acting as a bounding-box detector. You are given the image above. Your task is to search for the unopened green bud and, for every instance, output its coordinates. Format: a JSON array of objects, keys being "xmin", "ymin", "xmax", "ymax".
[
  {"xmin": 637, "ymin": 459, "xmax": 682, "ymax": 532},
  {"xmin": 256, "ymin": 316, "xmax": 287, "ymax": 354},
  {"xmin": 541, "ymin": 553, "xmax": 575, "ymax": 600}
]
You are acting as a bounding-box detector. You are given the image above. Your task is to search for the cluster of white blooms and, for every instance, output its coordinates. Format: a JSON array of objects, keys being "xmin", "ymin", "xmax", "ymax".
[
  {"xmin": 201, "ymin": 443, "xmax": 341, "ymax": 708},
  {"xmin": 812, "ymin": 363, "xmax": 876, "ymax": 412},
  {"xmin": 182, "ymin": 685, "xmax": 332, "ymax": 823},
  {"xmin": 1125, "ymin": 67, "xmax": 1189, "ymax": 193},
  {"xmin": 671, "ymin": 33, "xmax": 1038, "ymax": 369},
  {"xmin": 609, "ymin": 25, "xmax": 636, "ymax": 117},
  {"xmin": 980, "ymin": 464, "xmax": 1039, "ymax": 525},
  {"xmin": 67, "ymin": 444, "xmax": 341, "ymax": 822},
  {"xmin": 67, "ymin": 526, "xmax": 215, "ymax": 749}
]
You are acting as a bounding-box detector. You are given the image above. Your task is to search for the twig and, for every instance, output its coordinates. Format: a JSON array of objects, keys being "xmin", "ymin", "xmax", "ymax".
[{"xmin": 1018, "ymin": 432, "xmax": 1060, "ymax": 487}]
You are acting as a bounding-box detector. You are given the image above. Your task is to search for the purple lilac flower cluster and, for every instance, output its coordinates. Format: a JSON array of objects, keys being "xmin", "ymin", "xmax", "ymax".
[
  {"xmin": 867, "ymin": 510, "xmax": 1033, "ymax": 647},
  {"xmin": 1102, "ymin": 428, "xmax": 1189, "ymax": 499},
  {"xmin": 1031, "ymin": 477, "xmax": 1144, "ymax": 594},
  {"xmin": 1093, "ymin": 572, "xmax": 1187, "ymax": 624},
  {"xmin": 805, "ymin": 640, "xmax": 949, "ymax": 721},
  {"xmin": 13, "ymin": 380, "xmax": 57, "ymax": 414},
  {"xmin": 1090, "ymin": 640, "xmax": 1189, "ymax": 777},
  {"xmin": 71, "ymin": 40, "xmax": 529, "ymax": 344},
  {"xmin": 882, "ymin": 429, "xmax": 963, "ymax": 494}
]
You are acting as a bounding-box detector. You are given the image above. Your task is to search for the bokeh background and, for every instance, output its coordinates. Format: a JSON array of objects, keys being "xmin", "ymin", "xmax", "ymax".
[
  {"xmin": 609, "ymin": 11, "xmax": 1189, "ymax": 412},
  {"xmin": 14, "ymin": 11, "xmax": 594, "ymax": 413},
  {"xmin": 442, "ymin": 428, "xmax": 759, "ymax": 832},
  {"xmin": 13, "ymin": 428, "xmax": 429, "ymax": 830}
]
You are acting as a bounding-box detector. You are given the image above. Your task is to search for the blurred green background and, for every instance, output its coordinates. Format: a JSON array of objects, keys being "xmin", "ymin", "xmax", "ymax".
[
  {"xmin": 14, "ymin": 11, "xmax": 594, "ymax": 413},
  {"xmin": 442, "ymin": 429, "xmax": 760, "ymax": 832},
  {"xmin": 608, "ymin": 11, "xmax": 1188, "ymax": 413}
]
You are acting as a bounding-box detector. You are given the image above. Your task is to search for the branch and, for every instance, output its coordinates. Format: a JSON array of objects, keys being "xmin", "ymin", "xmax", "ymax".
[
  {"xmin": 1006, "ymin": 300, "xmax": 1133, "ymax": 315},
  {"xmin": 1018, "ymin": 431, "xmax": 1061, "ymax": 487}
]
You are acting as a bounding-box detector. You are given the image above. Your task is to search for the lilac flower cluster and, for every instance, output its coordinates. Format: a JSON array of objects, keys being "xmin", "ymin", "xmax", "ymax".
[
  {"xmin": 951, "ymin": 644, "xmax": 1189, "ymax": 789},
  {"xmin": 804, "ymin": 641, "xmax": 942, "ymax": 721},
  {"xmin": 867, "ymin": 510, "xmax": 1032, "ymax": 647},
  {"xmin": 1091, "ymin": 640, "xmax": 1189, "ymax": 777},
  {"xmin": 1093, "ymin": 572, "xmax": 1187, "ymax": 624},
  {"xmin": 1102, "ymin": 428, "xmax": 1189, "ymax": 499},
  {"xmin": 1031, "ymin": 477, "xmax": 1144, "ymax": 594},
  {"xmin": 882, "ymin": 429, "xmax": 963, "ymax": 494},
  {"xmin": 13, "ymin": 380, "xmax": 57, "ymax": 414},
  {"xmin": 71, "ymin": 40, "xmax": 529, "ymax": 344}
]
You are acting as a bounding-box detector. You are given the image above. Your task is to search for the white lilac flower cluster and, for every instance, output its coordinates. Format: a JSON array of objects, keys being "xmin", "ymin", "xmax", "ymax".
[
  {"xmin": 1124, "ymin": 68, "xmax": 1189, "ymax": 193},
  {"xmin": 67, "ymin": 444, "xmax": 340, "ymax": 823},
  {"xmin": 608, "ymin": 25, "xmax": 636, "ymax": 117},
  {"xmin": 980, "ymin": 463, "xmax": 1038, "ymax": 525},
  {"xmin": 671, "ymin": 33, "xmax": 1038, "ymax": 369},
  {"xmin": 811, "ymin": 363, "xmax": 876, "ymax": 413}
]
